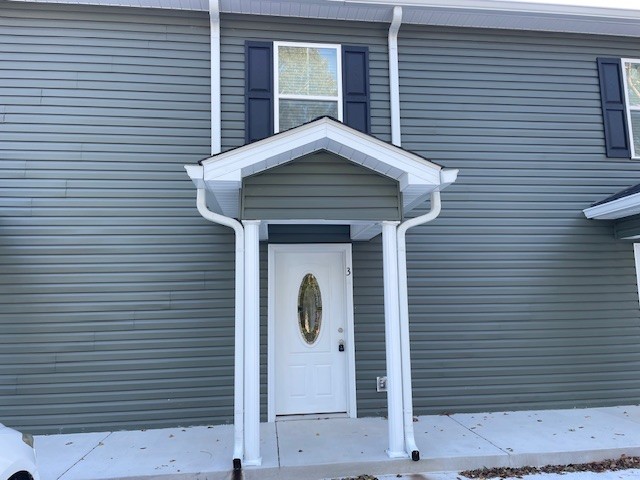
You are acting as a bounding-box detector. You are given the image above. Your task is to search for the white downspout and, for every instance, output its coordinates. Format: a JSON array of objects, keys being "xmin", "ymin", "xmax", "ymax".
[
  {"xmin": 388, "ymin": 5, "xmax": 402, "ymax": 147},
  {"xmin": 397, "ymin": 189, "xmax": 442, "ymax": 461},
  {"xmin": 209, "ymin": 0, "xmax": 222, "ymax": 154},
  {"xmin": 196, "ymin": 189, "xmax": 245, "ymax": 466},
  {"xmin": 389, "ymin": 3, "xmax": 420, "ymax": 459},
  {"xmin": 206, "ymin": 0, "xmax": 242, "ymax": 466}
]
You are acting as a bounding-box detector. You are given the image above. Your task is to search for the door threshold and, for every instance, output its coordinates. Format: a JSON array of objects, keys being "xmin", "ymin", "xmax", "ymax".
[{"xmin": 275, "ymin": 412, "xmax": 348, "ymax": 422}]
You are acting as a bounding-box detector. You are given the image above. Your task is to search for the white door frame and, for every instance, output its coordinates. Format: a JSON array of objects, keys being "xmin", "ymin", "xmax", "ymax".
[{"xmin": 267, "ymin": 243, "xmax": 357, "ymax": 422}]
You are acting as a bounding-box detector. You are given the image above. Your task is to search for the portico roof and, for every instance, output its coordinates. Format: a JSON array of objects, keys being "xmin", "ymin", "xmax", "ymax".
[
  {"xmin": 583, "ymin": 183, "xmax": 640, "ymax": 220},
  {"xmin": 185, "ymin": 117, "xmax": 458, "ymax": 232}
]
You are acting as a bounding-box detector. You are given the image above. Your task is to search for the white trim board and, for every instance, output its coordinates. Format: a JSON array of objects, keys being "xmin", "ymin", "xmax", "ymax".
[
  {"xmin": 267, "ymin": 243, "xmax": 357, "ymax": 423},
  {"xmin": 634, "ymin": 243, "xmax": 640, "ymax": 308},
  {"xmin": 583, "ymin": 191, "xmax": 640, "ymax": 220},
  {"xmin": 11, "ymin": 0, "xmax": 640, "ymax": 38}
]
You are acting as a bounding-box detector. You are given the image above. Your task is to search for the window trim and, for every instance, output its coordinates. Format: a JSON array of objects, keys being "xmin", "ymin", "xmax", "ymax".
[
  {"xmin": 273, "ymin": 41, "xmax": 343, "ymax": 133},
  {"xmin": 621, "ymin": 58, "xmax": 640, "ymax": 159}
]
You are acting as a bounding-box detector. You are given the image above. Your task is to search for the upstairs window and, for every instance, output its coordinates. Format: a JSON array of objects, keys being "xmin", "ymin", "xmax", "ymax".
[
  {"xmin": 622, "ymin": 59, "xmax": 640, "ymax": 158},
  {"xmin": 245, "ymin": 41, "xmax": 369, "ymax": 143},
  {"xmin": 274, "ymin": 42, "xmax": 343, "ymax": 132}
]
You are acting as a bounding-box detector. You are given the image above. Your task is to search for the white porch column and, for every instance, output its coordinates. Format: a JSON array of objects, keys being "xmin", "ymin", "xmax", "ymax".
[
  {"xmin": 382, "ymin": 221, "xmax": 406, "ymax": 458},
  {"xmin": 243, "ymin": 220, "xmax": 261, "ymax": 465}
]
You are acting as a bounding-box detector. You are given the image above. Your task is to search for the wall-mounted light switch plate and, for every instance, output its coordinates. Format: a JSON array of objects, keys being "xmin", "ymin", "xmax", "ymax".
[{"xmin": 376, "ymin": 376, "xmax": 387, "ymax": 392}]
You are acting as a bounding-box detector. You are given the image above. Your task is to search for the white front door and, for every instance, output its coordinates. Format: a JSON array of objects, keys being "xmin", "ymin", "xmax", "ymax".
[{"xmin": 269, "ymin": 244, "xmax": 355, "ymax": 419}]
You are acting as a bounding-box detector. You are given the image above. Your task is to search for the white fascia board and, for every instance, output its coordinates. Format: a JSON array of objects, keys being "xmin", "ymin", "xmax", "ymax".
[
  {"xmin": 11, "ymin": 0, "xmax": 640, "ymax": 38},
  {"xmin": 337, "ymin": 0, "xmax": 640, "ymax": 20},
  {"xmin": 325, "ymin": 124, "xmax": 442, "ymax": 184},
  {"xmin": 583, "ymin": 191, "xmax": 640, "ymax": 220},
  {"xmin": 201, "ymin": 124, "xmax": 327, "ymax": 180},
  {"xmin": 15, "ymin": 0, "xmax": 640, "ymax": 22},
  {"xmin": 9, "ymin": 0, "xmax": 209, "ymax": 9},
  {"xmin": 201, "ymin": 118, "xmax": 443, "ymax": 187}
]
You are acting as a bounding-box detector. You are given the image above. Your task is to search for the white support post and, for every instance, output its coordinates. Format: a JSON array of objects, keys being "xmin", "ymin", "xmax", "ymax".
[
  {"xmin": 243, "ymin": 220, "xmax": 261, "ymax": 466},
  {"xmin": 382, "ymin": 221, "xmax": 406, "ymax": 458}
]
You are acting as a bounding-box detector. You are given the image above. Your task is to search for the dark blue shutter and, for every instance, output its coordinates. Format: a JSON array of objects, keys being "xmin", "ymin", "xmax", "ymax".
[
  {"xmin": 245, "ymin": 41, "xmax": 273, "ymax": 143},
  {"xmin": 342, "ymin": 46, "xmax": 370, "ymax": 134},
  {"xmin": 597, "ymin": 57, "xmax": 631, "ymax": 158}
]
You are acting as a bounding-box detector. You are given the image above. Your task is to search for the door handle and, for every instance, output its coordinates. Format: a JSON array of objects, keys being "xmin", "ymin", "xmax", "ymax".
[{"xmin": 338, "ymin": 340, "xmax": 345, "ymax": 352}]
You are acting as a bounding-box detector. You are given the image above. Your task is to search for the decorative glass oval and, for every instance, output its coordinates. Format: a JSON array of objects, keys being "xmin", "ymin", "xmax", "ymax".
[{"xmin": 298, "ymin": 273, "xmax": 322, "ymax": 344}]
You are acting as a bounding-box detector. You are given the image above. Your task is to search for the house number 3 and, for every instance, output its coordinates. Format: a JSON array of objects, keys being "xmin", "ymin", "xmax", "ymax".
[{"xmin": 346, "ymin": 267, "xmax": 351, "ymax": 276}]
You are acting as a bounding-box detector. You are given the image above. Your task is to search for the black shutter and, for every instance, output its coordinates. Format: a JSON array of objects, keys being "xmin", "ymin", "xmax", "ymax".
[
  {"xmin": 597, "ymin": 57, "xmax": 631, "ymax": 158},
  {"xmin": 342, "ymin": 45, "xmax": 370, "ymax": 134},
  {"xmin": 245, "ymin": 41, "xmax": 273, "ymax": 143}
]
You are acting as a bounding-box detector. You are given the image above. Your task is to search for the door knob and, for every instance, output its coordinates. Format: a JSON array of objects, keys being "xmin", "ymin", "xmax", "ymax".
[{"xmin": 338, "ymin": 340, "xmax": 345, "ymax": 352}]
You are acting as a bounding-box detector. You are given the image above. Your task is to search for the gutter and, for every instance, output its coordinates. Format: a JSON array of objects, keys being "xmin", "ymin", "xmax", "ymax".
[{"xmin": 388, "ymin": 4, "xmax": 420, "ymax": 459}]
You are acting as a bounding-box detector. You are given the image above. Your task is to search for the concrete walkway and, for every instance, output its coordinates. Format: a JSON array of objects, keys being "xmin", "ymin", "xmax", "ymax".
[{"xmin": 35, "ymin": 405, "xmax": 640, "ymax": 480}]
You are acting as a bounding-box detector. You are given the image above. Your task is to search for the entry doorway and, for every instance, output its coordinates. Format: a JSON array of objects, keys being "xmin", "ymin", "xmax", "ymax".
[{"xmin": 268, "ymin": 244, "xmax": 356, "ymax": 421}]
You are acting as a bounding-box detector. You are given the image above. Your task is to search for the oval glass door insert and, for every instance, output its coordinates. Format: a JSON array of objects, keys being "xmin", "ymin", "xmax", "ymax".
[{"xmin": 298, "ymin": 273, "xmax": 322, "ymax": 344}]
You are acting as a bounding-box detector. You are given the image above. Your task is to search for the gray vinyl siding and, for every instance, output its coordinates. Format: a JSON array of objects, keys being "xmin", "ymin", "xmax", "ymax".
[
  {"xmin": 219, "ymin": 14, "xmax": 391, "ymax": 151},
  {"xmin": 241, "ymin": 151, "xmax": 401, "ymax": 221},
  {"xmin": 387, "ymin": 27, "xmax": 640, "ymax": 416},
  {"xmin": 233, "ymin": 17, "xmax": 640, "ymax": 417},
  {"xmin": 5, "ymin": 2, "xmax": 640, "ymax": 435},
  {"xmin": 0, "ymin": 3, "xmax": 239, "ymax": 433}
]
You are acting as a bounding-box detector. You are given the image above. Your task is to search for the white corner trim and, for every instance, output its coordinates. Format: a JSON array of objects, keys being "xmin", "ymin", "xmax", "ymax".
[
  {"xmin": 344, "ymin": 245, "xmax": 357, "ymax": 420},
  {"xmin": 381, "ymin": 221, "xmax": 407, "ymax": 458},
  {"xmin": 242, "ymin": 220, "xmax": 262, "ymax": 466},
  {"xmin": 583, "ymin": 191, "xmax": 640, "ymax": 220},
  {"xmin": 267, "ymin": 246, "xmax": 276, "ymax": 423},
  {"xmin": 634, "ymin": 244, "xmax": 640, "ymax": 308}
]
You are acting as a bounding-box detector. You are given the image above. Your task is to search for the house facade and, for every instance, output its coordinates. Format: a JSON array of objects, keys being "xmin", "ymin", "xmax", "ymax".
[{"xmin": 3, "ymin": 0, "xmax": 640, "ymax": 466}]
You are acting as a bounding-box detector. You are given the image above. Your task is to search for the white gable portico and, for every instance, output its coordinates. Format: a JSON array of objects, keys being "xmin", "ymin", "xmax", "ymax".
[
  {"xmin": 186, "ymin": 117, "xmax": 458, "ymax": 241},
  {"xmin": 185, "ymin": 117, "xmax": 458, "ymax": 467}
]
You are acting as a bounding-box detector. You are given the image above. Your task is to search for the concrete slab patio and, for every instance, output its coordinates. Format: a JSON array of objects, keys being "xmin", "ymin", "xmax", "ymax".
[{"xmin": 34, "ymin": 405, "xmax": 640, "ymax": 480}]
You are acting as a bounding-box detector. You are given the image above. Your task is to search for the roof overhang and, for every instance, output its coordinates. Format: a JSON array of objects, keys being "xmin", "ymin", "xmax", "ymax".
[
  {"xmin": 185, "ymin": 117, "xmax": 458, "ymax": 240},
  {"xmin": 583, "ymin": 191, "xmax": 640, "ymax": 220},
  {"xmin": 9, "ymin": 0, "xmax": 640, "ymax": 38}
]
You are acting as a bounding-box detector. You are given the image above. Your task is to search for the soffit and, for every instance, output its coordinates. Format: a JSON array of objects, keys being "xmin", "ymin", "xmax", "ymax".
[{"xmin": 9, "ymin": 0, "xmax": 640, "ymax": 38}]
